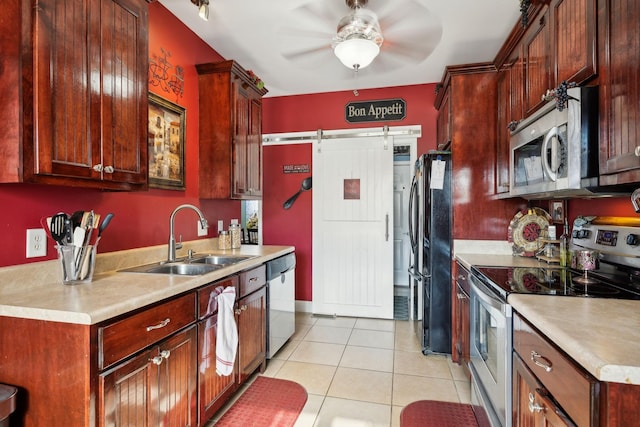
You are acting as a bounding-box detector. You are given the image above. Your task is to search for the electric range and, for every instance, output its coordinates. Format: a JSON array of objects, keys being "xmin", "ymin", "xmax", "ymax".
[{"xmin": 472, "ymin": 217, "xmax": 640, "ymax": 301}]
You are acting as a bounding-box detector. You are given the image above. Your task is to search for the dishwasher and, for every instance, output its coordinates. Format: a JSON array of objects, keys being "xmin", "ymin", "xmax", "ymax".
[{"xmin": 265, "ymin": 252, "xmax": 296, "ymax": 359}]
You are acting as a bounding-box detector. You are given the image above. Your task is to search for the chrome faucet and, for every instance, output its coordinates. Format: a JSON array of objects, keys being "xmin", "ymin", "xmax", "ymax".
[{"xmin": 168, "ymin": 204, "xmax": 209, "ymax": 262}]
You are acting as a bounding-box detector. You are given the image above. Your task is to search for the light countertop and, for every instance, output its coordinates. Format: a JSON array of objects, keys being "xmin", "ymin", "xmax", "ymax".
[
  {"xmin": 456, "ymin": 248, "xmax": 640, "ymax": 385},
  {"xmin": 0, "ymin": 239, "xmax": 294, "ymax": 325}
]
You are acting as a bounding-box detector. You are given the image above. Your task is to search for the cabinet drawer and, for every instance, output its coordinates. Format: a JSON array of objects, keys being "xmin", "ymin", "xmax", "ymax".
[
  {"xmin": 514, "ymin": 313, "xmax": 598, "ymax": 427},
  {"xmin": 99, "ymin": 293, "xmax": 197, "ymax": 370},
  {"xmin": 239, "ymin": 265, "xmax": 266, "ymax": 298},
  {"xmin": 198, "ymin": 276, "xmax": 239, "ymax": 319}
]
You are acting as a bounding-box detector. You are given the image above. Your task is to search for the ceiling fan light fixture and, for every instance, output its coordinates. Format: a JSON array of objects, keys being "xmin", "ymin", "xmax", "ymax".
[
  {"xmin": 199, "ymin": 0, "xmax": 210, "ymax": 21},
  {"xmin": 334, "ymin": 37, "xmax": 380, "ymax": 70},
  {"xmin": 332, "ymin": 6, "xmax": 384, "ymax": 71}
]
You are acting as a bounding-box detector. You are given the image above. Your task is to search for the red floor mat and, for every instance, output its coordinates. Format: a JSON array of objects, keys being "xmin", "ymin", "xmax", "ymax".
[
  {"xmin": 215, "ymin": 376, "xmax": 307, "ymax": 427},
  {"xmin": 400, "ymin": 400, "xmax": 478, "ymax": 427}
]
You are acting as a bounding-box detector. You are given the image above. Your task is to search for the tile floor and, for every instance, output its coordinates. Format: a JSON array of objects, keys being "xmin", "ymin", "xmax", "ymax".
[{"xmin": 210, "ymin": 312, "xmax": 471, "ymax": 427}]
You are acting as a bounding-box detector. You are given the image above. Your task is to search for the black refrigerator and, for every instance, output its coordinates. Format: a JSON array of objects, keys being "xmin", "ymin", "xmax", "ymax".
[{"xmin": 408, "ymin": 151, "xmax": 452, "ymax": 354}]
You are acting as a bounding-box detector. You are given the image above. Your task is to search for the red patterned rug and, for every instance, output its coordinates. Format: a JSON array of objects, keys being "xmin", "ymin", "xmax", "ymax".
[
  {"xmin": 215, "ymin": 376, "xmax": 307, "ymax": 427},
  {"xmin": 400, "ymin": 400, "xmax": 478, "ymax": 427}
]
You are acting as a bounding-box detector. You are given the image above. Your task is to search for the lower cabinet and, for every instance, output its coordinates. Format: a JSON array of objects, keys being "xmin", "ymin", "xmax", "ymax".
[
  {"xmin": 197, "ymin": 277, "xmax": 239, "ymax": 424},
  {"xmin": 100, "ymin": 326, "xmax": 197, "ymax": 427},
  {"xmin": 452, "ymin": 261, "xmax": 470, "ymax": 376},
  {"xmin": 237, "ymin": 286, "xmax": 267, "ymax": 384}
]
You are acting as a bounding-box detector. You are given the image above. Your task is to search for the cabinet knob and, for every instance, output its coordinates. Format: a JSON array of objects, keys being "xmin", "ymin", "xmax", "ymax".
[
  {"xmin": 104, "ymin": 165, "xmax": 114, "ymax": 174},
  {"xmin": 93, "ymin": 164, "xmax": 103, "ymax": 172},
  {"xmin": 635, "ymin": 146, "xmax": 640, "ymax": 157},
  {"xmin": 528, "ymin": 393, "xmax": 544, "ymax": 413}
]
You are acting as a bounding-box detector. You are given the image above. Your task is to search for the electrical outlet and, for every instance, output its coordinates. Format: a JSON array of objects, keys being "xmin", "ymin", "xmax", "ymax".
[
  {"xmin": 26, "ymin": 228, "xmax": 47, "ymax": 258},
  {"xmin": 197, "ymin": 220, "xmax": 208, "ymax": 237},
  {"xmin": 217, "ymin": 220, "xmax": 224, "ymax": 233}
]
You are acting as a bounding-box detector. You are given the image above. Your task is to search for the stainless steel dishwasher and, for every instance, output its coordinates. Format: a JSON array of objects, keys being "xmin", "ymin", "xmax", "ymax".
[{"xmin": 265, "ymin": 252, "xmax": 296, "ymax": 359}]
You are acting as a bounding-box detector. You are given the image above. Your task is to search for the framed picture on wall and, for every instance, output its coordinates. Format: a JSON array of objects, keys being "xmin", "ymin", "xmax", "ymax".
[
  {"xmin": 148, "ymin": 93, "xmax": 186, "ymax": 190},
  {"xmin": 549, "ymin": 200, "xmax": 566, "ymax": 224}
]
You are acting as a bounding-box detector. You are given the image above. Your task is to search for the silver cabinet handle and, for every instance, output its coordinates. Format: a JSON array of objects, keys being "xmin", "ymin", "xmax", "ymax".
[
  {"xmin": 93, "ymin": 164, "xmax": 103, "ymax": 172},
  {"xmin": 150, "ymin": 350, "xmax": 171, "ymax": 365},
  {"xmin": 530, "ymin": 350, "xmax": 553, "ymax": 372},
  {"xmin": 104, "ymin": 165, "xmax": 114, "ymax": 174},
  {"xmin": 235, "ymin": 305, "xmax": 248, "ymax": 315},
  {"xmin": 528, "ymin": 393, "xmax": 544, "ymax": 413},
  {"xmin": 385, "ymin": 214, "xmax": 389, "ymax": 241},
  {"xmin": 635, "ymin": 146, "xmax": 640, "ymax": 157},
  {"xmin": 146, "ymin": 318, "xmax": 170, "ymax": 332}
]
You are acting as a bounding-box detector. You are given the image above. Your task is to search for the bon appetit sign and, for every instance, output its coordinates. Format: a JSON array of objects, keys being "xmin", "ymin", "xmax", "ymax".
[{"xmin": 345, "ymin": 98, "xmax": 406, "ymax": 123}]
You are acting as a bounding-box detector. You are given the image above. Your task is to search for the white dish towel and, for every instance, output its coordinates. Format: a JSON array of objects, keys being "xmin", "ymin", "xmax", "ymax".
[{"xmin": 216, "ymin": 286, "xmax": 238, "ymax": 376}]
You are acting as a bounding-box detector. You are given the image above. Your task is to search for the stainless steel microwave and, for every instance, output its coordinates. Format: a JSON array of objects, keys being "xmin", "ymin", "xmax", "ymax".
[{"xmin": 509, "ymin": 86, "xmax": 598, "ymax": 199}]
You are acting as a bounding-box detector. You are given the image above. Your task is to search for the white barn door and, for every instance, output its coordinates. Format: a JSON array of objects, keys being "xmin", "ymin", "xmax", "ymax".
[{"xmin": 312, "ymin": 136, "xmax": 394, "ymax": 319}]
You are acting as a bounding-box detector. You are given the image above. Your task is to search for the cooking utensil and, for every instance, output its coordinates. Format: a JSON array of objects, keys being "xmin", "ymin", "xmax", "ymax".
[
  {"xmin": 93, "ymin": 213, "xmax": 114, "ymax": 245},
  {"xmin": 283, "ymin": 177, "xmax": 312, "ymax": 210},
  {"xmin": 50, "ymin": 213, "xmax": 69, "ymax": 245}
]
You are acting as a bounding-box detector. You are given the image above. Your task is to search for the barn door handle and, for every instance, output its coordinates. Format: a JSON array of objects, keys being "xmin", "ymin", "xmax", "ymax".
[{"xmin": 385, "ymin": 214, "xmax": 389, "ymax": 241}]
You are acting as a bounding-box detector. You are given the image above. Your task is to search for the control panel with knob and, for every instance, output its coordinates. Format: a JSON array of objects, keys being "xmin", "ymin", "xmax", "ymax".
[{"xmin": 626, "ymin": 234, "xmax": 640, "ymax": 246}]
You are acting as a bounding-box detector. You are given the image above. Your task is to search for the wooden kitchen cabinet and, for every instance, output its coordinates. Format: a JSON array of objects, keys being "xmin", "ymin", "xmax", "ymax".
[
  {"xmin": 0, "ymin": 0, "xmax": 149, "ymax": 190},
  {"xmin": 196, "ymin": 60, "xmax": 268, "ymax": 199},
  {"xmin": 523, "ymin": 5, "xmax": 552, "ymax": 117},
  {"xmin": 451, "ymin": 261, "xmax": 470, "ymax": 377},
  {"xmin": 514, "ymin": 313, "xmax": 598, "ymax": 426},
  {"xmin": 496, "ymin": 46, "xmax": 525, "ymax": 194},
  {"xmin": 197, "ymin": 277, "xmax": 239, "ymax": 424},
  {"xmin": 435, "ymin": 86, "xmax": 451, "ymax": 149},
  {"xmin": 100, "ymin": 326, "xmax": 197, "ymax": 427},
  {"xmin": 513, "ymin": 352, "xmax": 575, "ymax": 427},
  {"xmin": 236, "ymin": 266, "xmax": 267, "ymax": 384},
  {"xmin": 597, "ymin": 0, "xmax": 640, "ymax": 185},
  {"xmin": 435, "ymin": 65, "xmax": 526, "ymax": 239}
]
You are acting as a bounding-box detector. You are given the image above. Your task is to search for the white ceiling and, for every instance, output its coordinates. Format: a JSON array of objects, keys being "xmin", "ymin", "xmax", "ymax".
[{"xmin": 158, "ymin": 0, "xmax": 522, "ymax": 98}]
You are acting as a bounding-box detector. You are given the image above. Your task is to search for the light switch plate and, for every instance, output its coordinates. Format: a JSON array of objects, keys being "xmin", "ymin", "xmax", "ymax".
[
  {"xmin": 197, "ymin": 221, "xmax": 208, "ymax": 237},
  {"xmin": 26, "ymin": 228, "xmax": 47, "ymax": 258}
]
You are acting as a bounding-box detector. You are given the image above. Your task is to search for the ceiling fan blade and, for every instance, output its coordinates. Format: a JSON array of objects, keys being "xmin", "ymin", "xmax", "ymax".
[
  {"xmin": 282, "ymin": 44, "xmax": 331, "ymax": 62},
  {"xmin": 291, "ymin": 2, "xmax": 343, "ymax": 28}
]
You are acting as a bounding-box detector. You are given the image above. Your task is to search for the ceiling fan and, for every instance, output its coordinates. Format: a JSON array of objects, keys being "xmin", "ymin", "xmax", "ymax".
[{"xmin": 278, "ymin": 0, "xmax": 442, "ymax": 75}]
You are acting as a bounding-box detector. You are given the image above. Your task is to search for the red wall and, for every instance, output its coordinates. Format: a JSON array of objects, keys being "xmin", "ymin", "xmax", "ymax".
[
  {"xmin": 0, "ymin": 3, "xmax": 238, "ymax": 267},
  {"xmin": 262, "ymin": 85, "xmax": 439, "ymax": 301}
]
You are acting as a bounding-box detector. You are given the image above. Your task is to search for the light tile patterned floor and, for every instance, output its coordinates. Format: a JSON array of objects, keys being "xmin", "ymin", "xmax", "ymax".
[{"xmin": 210, "ymin": 312, "xmax": 471, "ymax": 427}]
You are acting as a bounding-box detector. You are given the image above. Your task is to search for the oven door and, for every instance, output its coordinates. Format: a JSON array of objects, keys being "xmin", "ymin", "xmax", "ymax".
[{"xmin": 470, "ymin": 274, "xmax": 513, "ymax": 427}]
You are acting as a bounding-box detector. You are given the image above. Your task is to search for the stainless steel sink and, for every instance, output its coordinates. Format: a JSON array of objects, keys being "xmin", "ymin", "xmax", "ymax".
[
  {"xmin": 120, "ymin": 261, "xmax": 223, "ymax": 276},
  {"xmin": 191, "ymin": 255, "xmax": 256, "ymax": 265}
]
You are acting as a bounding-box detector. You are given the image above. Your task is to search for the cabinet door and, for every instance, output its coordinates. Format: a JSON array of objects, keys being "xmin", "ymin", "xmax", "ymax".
[
  {"xmin": 247, "ymin": 97, "xmax": 263, "ymax": 197},
  {"xmin": 513, "ymin": 354, "xmax": 576, "ymax": 427},
  {"xmin": 100, "ymin": 347, "xmax": 160, "ymax": 427},
  {"xmin": 197, "ymin": 314, "xmax": 237, "ymax": 424},
  {"xmin": 237, "ymin": 287, "xmax": 266, "ymax": 384},
  {"xmin": 551, "ymin": 0, "xmax": 597, "ymax": 85},
  {"xmin": 524, "ymin": 6, "xmax": 551, "ymax": 117},
  {"xmin": 31, "ymin": 0, "xmax": 98, "ymax": 180},
  {"xmin": 232, "ymin": 86, "xmax": 263, "ymax": 199},
  {"xmin": 100, "ymin": 0, "xmax": 148, "ymax": 186},
  {"xmin": 30, "ymin": 0, "xmax": 148, "ymax": 188},
  {"xmin": 157, "ymin": 326, "xmax": 197, "ymax": 427},
  {"xmin": 598, "ymin": 0, "xmax": 640, "ymax": 183},
  {"xmin": 436, "ymin": 89, "xmax": 451, "ymax": 149}
]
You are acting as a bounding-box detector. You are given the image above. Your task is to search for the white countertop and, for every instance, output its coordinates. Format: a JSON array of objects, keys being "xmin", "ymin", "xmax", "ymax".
[
  {"xmin": 0, "ymin": 239, "xmax": 294, "ymax": 325},
  {"xmin": 456, "ymin": 249, "xmax": 640, "ymax": 386}
]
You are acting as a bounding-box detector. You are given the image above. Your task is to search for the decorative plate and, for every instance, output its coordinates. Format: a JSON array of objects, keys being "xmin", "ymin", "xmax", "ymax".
[{"xmin": 508, "ymin": 208, "xmax": 551, "ymax": 256}]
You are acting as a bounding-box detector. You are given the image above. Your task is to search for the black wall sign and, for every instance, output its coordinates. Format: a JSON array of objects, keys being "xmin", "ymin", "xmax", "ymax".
[{"xmin": 345, "ymin": 98, "xmax": 406, "ymax": 123}]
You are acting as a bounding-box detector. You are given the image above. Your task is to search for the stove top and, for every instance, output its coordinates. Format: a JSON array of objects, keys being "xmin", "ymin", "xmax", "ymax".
[
  {"xmin": 471, "ymin": 265, "xmax": 640, "ymax": 300},
  {"xmin": 472, "ymin": 217, "xmax": 640, "ymax": 301}
]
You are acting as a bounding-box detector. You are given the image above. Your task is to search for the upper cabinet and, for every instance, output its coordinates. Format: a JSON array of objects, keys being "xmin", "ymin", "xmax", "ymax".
[
  {"xmin": 197, "ymin": 60, "xmax": 268, "ymax": 200},
  {"xmin": 598, "ymin": 0, "xmax": 640, "ymax": 184},
  {"xmin": 0, "ymin": 0, "xmax": 150, "ymax": 190},
  {"xmin": 523, "ymin": 5, "xmax": 552, "ymax": 117}
]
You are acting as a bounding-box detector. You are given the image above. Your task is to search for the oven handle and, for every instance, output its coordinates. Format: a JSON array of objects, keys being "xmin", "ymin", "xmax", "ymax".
[{"xmin": 469, "ymin": 273, "xmax": 505, "ymax": 312}]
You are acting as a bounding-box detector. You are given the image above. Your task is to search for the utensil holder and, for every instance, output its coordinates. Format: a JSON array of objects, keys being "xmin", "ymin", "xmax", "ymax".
[{"xmin": 56, "ymin": 244, "xmax": 97, "ymax": 285}]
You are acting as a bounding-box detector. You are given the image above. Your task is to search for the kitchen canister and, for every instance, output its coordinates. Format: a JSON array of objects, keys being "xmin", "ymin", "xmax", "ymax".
[
  {"xmin": 218, "ymin": 230, "xmax": 231, "ymax": 250},
  {"xmin": 229, "ymin": 223, "xmax": 241, "ymax": 249}
]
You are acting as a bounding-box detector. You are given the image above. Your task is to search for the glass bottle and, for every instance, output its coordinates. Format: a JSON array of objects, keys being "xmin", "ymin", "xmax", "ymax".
[{"xmin": 559, "ymin": 218, "xmax": 570, "ymax": 267}]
